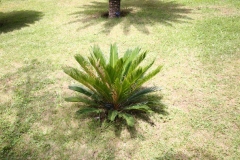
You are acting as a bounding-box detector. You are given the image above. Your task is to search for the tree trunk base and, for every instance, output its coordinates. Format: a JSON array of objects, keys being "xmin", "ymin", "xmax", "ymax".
[{"xmin": 109, "ymin": 0, "xmax": 121, "ymax": 18}]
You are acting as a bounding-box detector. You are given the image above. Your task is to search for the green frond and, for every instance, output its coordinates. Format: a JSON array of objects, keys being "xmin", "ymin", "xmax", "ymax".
[
  {"xmin": 123, "ymin": 48, "xmax": 141, "ymax": 64},
  {"xmin": 93, "ymin": 79, "xmax": 113, "ymax": 101},
  {"xmin": 113, "ymin": 58, "xmax": 124, "ymax": 80},
  {"xmin": 141, "ymin": 60, "xmax": 155, "ymax": 76},
  {"xmin": 124, "ymin": 60, "xmax": 155, "ymax": 88},
  {"xmin": 91, "ymin": 45, "xmax": 106, "ymax": 66},
  {"xmin": 63, "ymin": 66, "xmax": 112, "ymax": 100},
  {"xmin": 112, "ymin": 78, "xmax": 122, "ymax": 101},
  {"xmin": 127, "ymin": 51, "xmax": 147, "ymax": 74},
  {"xmin": 105, "ymin": 64, "xmax": 115, "ymax": 83},
  {"xmin": 109, "ymin": 43, "xmax": 118, "ymax": 68},
  {"xmin": 108, "ymin": 110, "xmax": 119, "ymax": 121},
  {"xmin": 137, "ymin": 65, "xmax": 163, "ymax": 88},
  {"xmin": 123, "ymin": 87, "xmax": 160, "ymax": 105},
  {"xmin": 119, "ymin": 87, "xmax": 160, "ymax": 106},
  {"xmin": 122, "ymin": 61, "xmax": 132, "ymax": 79},
  {"xmin": 74, "ymin": 54, "xmax": 94, "ymax": 76},
  {"xmin": 124, "ymin": 105, "xmax": 153, "ymax": 113},
  {"xmin": 68, "ymin": 85, "xmax": 94, "ymax": 97},
  {"xmin": 63, "ymin": 66, "xmax": 97, "ymax": 92},
  {"xmin": 122, "ymin": 48, "xmax": 145, "ymax": 78},
  {"xmin": 68, "ymin": 85, "xmax": 101, "ymax": 102},
  {"xmin": 116, "ymin": 79, "xmax": 132, "ymax": 103},
  {"xmin": 118, "ymin": 113, "xmax": 135, "ymax": 127},
  {"xmin": 88, "ymin": 57, "xmax": 111, "ymax": 86},
  {"xmin": 125, "ymin": 67, "xmax": 144, "ymax": 86}
]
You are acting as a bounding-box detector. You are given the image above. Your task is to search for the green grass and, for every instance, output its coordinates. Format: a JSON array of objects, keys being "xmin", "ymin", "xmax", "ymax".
[{"xmin": 1, "ymin": 0, "xmax": 240, "ymax": 159}]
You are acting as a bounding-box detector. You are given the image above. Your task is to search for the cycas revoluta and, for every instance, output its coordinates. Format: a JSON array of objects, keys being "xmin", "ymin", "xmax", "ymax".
[{"xmin": 63, "ymin": 44, "xmax": 163, "ymax": 127}]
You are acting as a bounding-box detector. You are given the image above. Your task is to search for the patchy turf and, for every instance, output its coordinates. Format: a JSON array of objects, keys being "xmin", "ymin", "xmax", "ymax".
[{"xmin": 0, "ymin": 0, "xmax": 240, "ymax": 159}]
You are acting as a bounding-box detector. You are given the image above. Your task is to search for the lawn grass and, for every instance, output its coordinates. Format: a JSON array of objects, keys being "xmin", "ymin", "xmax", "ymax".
[{"xmin": 1, "ymin": 0, "xmax": 240, "ymax": 159}]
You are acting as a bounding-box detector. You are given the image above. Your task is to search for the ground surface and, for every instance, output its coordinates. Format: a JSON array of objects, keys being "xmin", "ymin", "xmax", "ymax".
[{"xmin": 0, "ymin": 0, "xmax": 240, "ymax": 159}]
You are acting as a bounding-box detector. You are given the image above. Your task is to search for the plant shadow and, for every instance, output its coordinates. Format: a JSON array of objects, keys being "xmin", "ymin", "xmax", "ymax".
[
  {"xmin": 155, "ymin": 151, "xmax": 189, "ymax": 160},
  {"xmin": 69, "ymin": 0, "xmax": 192, "ymax": 34},
  {"xmin": 0, "ymin": 10, "xmax": 43, "ymax": 33},
  {"xmin": 74, "ymin": 94, "xmax": 168, "ymax": 138},
  {"xmin": 155, "ymin": 148, "xmax": 219, "ymax": 160}
]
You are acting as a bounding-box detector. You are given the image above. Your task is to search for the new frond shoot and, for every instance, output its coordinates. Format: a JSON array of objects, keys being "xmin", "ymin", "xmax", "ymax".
[{"xmin": 63, "ymin": 44, "xmax": 163, "ymax": 127}]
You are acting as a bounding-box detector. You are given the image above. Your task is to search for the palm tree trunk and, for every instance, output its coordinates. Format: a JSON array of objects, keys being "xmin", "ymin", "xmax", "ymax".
[{"xmin": 109, "ymin": 0, "xmax": 121, "ymax": 18}]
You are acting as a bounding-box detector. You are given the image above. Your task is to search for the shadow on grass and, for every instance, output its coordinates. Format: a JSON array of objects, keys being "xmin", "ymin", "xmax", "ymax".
[
  {"xmin": 0, "ymin": 59, "xmax": 55, "ymax": 159},
  {"xmin": 155, "ymin": 151, "xmax": 189, "ymax": 160},
  {"xmin": 155, "ymin": 148, "xmax": 219, "ymax": 160},
  {"xmin": 74, "ymin": 94, "xmax": 168, "ymax": 138},
  {"xmin": 0, "ymin": 10, "xmax": 43, "ymax": 33},
  {"xmin": 69, "ymin": 0, "xmax": 192, "ymax": 34}
]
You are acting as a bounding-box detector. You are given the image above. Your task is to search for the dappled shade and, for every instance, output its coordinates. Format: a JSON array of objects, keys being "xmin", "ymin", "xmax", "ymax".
[
  {"xmin": 69, "ymin": 0, "xmax": 192, "ymax": 34},
  {"xmin": 0, "ymin": 10, "xmax": 43, "ymax": 33},
  {"xmin": 0, "ymin": 59, "xmax": 55, "ymax": 159}
]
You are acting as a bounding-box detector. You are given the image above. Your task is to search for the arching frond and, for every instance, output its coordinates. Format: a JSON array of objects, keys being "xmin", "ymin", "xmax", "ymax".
[{"xmin": 109, "ymin": 43, "xmax": 118, "ymax": 68}]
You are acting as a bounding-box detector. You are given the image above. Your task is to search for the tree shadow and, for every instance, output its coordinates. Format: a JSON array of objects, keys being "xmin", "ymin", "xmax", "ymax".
[
  {"xmin": 69, "ymin": 0, "xmax": 192, "ymax": 34},
  {"xmin": 0, "ymin": 59, "xmax": 55, "ymax": 159},
  {"xmin": 0, "ymin": 10, "xmax": 43, "ymax": 33}
]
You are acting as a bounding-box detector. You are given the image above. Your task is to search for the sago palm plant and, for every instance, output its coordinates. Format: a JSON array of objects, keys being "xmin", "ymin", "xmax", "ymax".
[{"xmin": 63, "ymin": 44, "xmax": 163, "ymax": 127}]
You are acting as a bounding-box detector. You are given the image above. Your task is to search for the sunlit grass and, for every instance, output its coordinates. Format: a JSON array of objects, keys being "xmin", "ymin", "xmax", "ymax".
[{"xmin": 1, "ymin": 0, "xmax": 240, "ymax": 159}]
